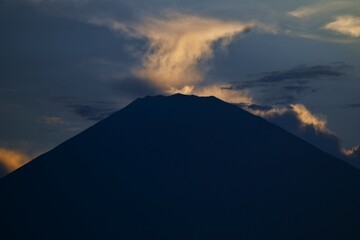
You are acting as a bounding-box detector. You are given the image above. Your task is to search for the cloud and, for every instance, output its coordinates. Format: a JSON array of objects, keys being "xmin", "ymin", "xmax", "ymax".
[
  {"xmin": 257, "ymin": 63, "xmax": 350, "ymax": 83},
  {"xmin": 248, "ymin": 103, "xmax": 329, "ymax": 133},
  {"xmin": 290, "ymin": 104, "xmax": 328, "ymax": 132},
  {"xmin": 340, "ymin": 145, "xmax": 360, "ymax": 168},
  {"xmin": 88, "ymin": 17, "xmax": 129, "ymax": 32},
  {"xmin": 231, "ymin": 63, "xmax": 352, "ymax": 105},
  {"xmin": 288, "ymin": 5, "xmax": 326, "ymax": 18},
  {"xmin": 345, "ymin": 103, "xmax": 360, "ymax": 108},
  {"xmin": 345, "ymin": 145, "xmax": 360, "ymax": 158},
  {"xmin": 0, "ymin": 148, "xmax": 31, "ymax": 178},
  {"xmin": 90, "ymin": 12, "xmax": 254, "ymax": 92},
  {"xmin": 42, "ymin": 116, "xmax": 65, "ymax": 125},
  {"xmin": 246, "ymin": 103, "xmax": 341, "ymax": 154},
  {"xmin": 287, "ymin": 2, "xmax": 352, "ymax": 18},
  {"xmin": 68, "ymin": 104, "xmax": 116, "ymax": 121},
  {"xmin": 48, "ymin": 96, "xmax": 120, "ymax": 122},
  {"xmin": 324, "ymin": 15, "xmax": 360, "ymax": 37},
  {"xmin": 285, "ymin": 2, "xmax": 359, "ymax": 43},
  {"xmin": 88, "ymin": 11, "xmax": 290, "ymax": 107},
  {"xmin": 191, "ymin": 85, "xmax": 253, "ymax": 104},
  {"xmin": 131, "ymin": 13, "xmax": 253, "ymax": 90},
  {"xmin": 243, "ymin": 103, "xmax": 360, "ymax": 165}
]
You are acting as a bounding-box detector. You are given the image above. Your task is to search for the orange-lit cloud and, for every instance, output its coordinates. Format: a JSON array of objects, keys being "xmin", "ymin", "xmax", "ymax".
[
  {"xmin": 90, "ymin": 12, "xmax": 254, "ymax": 92},
  {"xmin": 193, "ymin": 85, "xmax": 253, "ymax": 104},
  {"xmin": 130, "ymin": 12, "xmax": 254, "ymax": 90},
  {"xmin": 244, "ymin": 103, "xmax": 360, "ymax": 161},
  {"xmin": 248, "ymin": 107, "xmax": 288, "ymax": 118},
  {"xmin": 343, "ymin": 145, "xmax": 360, "ymax": 157},
  {"xmin": 324, "ymin": 15, "xmax": 360, "ymax": 37},
  {"xmin": 248, "ymin": 104, "xmax": 330, "ymax": 133},
  {"xmin": 164, "ymin": 84, "xmax": 253, "ymax": 104},
  {"xmin": 290, "ymin": 104, "xmax": 328, "ymax": 132},
  {"xmin": 0, "ymin": 148, "xmax": 31, "ymax": 177}
]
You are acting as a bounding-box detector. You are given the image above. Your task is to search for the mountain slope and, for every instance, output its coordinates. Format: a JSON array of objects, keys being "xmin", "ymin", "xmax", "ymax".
[{"xmin": 1, "ymin": 94, "xmax": 360, "ymax": 239}]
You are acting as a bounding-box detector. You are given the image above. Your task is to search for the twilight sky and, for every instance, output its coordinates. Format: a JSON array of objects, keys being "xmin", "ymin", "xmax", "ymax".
[{"xmin": 0, "ymin": 0, "xmax": 360, "ymax": 176}]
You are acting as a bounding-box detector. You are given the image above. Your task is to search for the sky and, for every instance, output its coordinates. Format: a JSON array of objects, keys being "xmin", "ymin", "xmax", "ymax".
[{"xmin": 0, "ymin": 0, "xmax": 360, "ymax": 176}]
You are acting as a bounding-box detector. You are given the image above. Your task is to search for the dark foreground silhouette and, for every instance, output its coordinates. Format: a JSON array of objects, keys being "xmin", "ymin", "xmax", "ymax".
[{"xmin": 1, "ymin": 94, "xmax": 360, "ymax": 239}]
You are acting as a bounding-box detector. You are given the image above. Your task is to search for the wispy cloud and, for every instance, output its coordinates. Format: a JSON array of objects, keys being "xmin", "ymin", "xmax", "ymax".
[
  {"xmin": 191, "ymin": 85, "xmax": 253, "ymax": 104},
  {"xmin": 88, "ymin": 17, "xmax": 129, "ymax": 32},
  {"xmin": 132, "ymin": 13, "xmax": 253, "ymax": 91},
  {"xmin": 248, "ymin": 104, "xmax": 329, "ymax": 133},
  {"xmin": 89, "ymin": 12, "xmax": 254, "ymax": 93},
  {"xmin": 42, "ymin": 116, "xmax": 65, "ymax": 125},
  {"xmin": 257, "ymin": 63, "xmax": 350, "ymax": 83},
  {"xmin": 288, "ymin": 5, "xmax": 325, "ymax": 18},
  {"xmin": 324, "ymin": 15, "xmax": 360, "ymax": 37},
  {"xmin": 286, "ymin": 2, "xmax": 359, "ymax": 42},
  {"xmin": 287, "ymin": 2, "xmax": 353, "ymax": 18},
  {"xmin": 344, "ymin": 145, "xmax": 360, "ymax": 159},
  {"xmin": 68, "ymin": 103, "xmax": 116, "ymax": 121},
  {"xmin": 290, "ymin": 104, "xmax": 328, "ymax": 132},
  {"xmin": 230, "ymin": 63, "xmax": 352, "ymax": 105}
]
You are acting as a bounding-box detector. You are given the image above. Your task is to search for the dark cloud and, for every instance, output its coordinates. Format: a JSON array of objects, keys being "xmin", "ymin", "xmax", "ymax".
[
  {"xmin": 257, "ymin": 63, "xmax": 351, "ymax": 83},
  {"xmin": 247, "ymin": 104, "xmax": 274, "ymax": 111},
  {"xmin": 345, "ymin": 103, "xmax": 360, "ymax": 108},
  {"xmin": 230, "ymin": 62, "xmax": 353, "ymax": 105},
  {"xmin": 270, "ymin": 95, "xmax": 298, "ymax": 105},
  {"xmin": 68, "ymin": 103, "xmax": 117, "ymax": 121},
  {"xmin": 282, "ymin": 85, "xmax": 317, "ymax": 94}
]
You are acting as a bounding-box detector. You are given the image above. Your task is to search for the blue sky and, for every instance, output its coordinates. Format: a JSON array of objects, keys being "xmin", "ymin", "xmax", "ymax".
[{"xmin": 0, "ymin": 0, "xmax": 359, "ymax": 176}]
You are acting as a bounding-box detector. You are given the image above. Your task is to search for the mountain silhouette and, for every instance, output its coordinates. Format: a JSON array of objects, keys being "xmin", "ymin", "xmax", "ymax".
[{"xmin": 1, "ymin": 94, "xmax": 360, "ymax": 239}]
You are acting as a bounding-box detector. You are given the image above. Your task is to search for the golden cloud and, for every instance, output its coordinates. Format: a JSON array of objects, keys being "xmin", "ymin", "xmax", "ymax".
[
  {"xmin": 248, "ymin": 107, "xmax": 288, "ymax": 118},
  {"xmin": 290, "ymin": 104, "xmax": 329, "ymax": 132},
  {"xmin": 192, "ymin": 85, "xmax": 253, "ymax": 104},
  {"xmin": 90, "ymin": 12, "xmax": 254, "ymax": 92},
  {"xmin": 0, "ymin": 148, "xmax": 31, "ymax": 174},
  {"xmin": 130, "ymin": 12, "xmax": 254, "ymax": 90},
  {"xmin": 324, "ymin": 15, "xmax": 360, "ymax": 37},
  {"xmin": 163, "ymin": 84, "xmax": 252, "ymax": 104},
  {"xmin": 247, "ymin": 104, "xmax": 329, "ymax": 133},
  {"xmin": 342, "ymin": 145, "xmax": 360, "ymax": 156}
]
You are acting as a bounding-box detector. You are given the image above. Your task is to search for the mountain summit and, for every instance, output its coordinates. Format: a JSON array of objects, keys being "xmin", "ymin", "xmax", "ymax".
[{"xmin": 1, "ymin": 94, "xmax": 360, "ymax": 239}]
